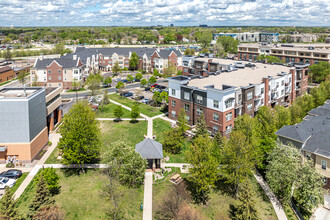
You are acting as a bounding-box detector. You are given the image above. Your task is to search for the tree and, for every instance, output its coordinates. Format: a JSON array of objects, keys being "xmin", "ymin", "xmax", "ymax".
[
  {"xmin": 4, "ymin": 48, "xmax": 12, "ymax": 60},
  {"xmin": 130, "ymin": 103, "xmax": 140, "ymax": 121},
  {"xmin": 163, "ymin": 128, "xmax": 184, "ymax": 154},
  {"xmin": 266, "ymin": 143, "xmax": 300, "ymax": 203},
  {"xmin": 184, "ymin": 48, "xmax": 195, "ymax": 56},
  {"xmin": 274, "ymin": 105, "xmax": 291, "ymax": 130},
  {"xmin": 148, "ymin": 76, "xmax": 157, "ymax": 84},
  {"xmin": 197, "ymin": 31, "xmax": 212, "ymax": 49},
  {"xmin": 257, "ymin": 55, "xmax": 282, "ymax": 63},
  {"xmin": 309, "ymin": 61, "xmax": 330, "ymax": 83},
  {"xmin": 103, "ymin": 141, "xmax": 147, "ymax": 187},
  {"xmin": 135, "ymin": 72, "xmax": 142, "ymax": 81},
  {"xmin": 217, "ymin": 36, "xmax": 239, "ymax": 53},
  {"xmin": 86, "ymin": 74, "xmax": 102, "ymax": 96},
  {"xmin": 233, "ymin": 181, "xmax": 259, "ymax": 220},
  {"xmin": 104, "ymin": 76, "xmax": 112, "ymax": 85},
  {"xmin": 185, "ymin": 135, "xmax": 219, "ymax": 204},
  {"xmin": 194, "ymin": 112, "xmax": 208, "ymax": 138},
  {"xmin": 152, "ymin": 91, "xmax": 162, "ymax": 106},
  {"xmin": 127, "ymin": 74, "xmax": 134, "ymax": 83},
  {"xmin": 213, "ymin": 43, "xmax": 227, "ymax": 58},
  {"xmin": 0, "ymin": 186, "xmax": 18, "ymax": 219},
  {"xmin": 29, "ymin": 176, "xmax": 54, "ymax": 216},
  {"xmin": 33, "ymin": 205, "xmax": 65, "ymax": 220},
  {"xmin": 140, "ymin": 78, "xmax": 147, "ymax": 87},
  {"xmin": 177, "ymin": 109, "xmax": 189, "ymax": 135},
  {"xmin": 31, "ymin": 73, "xmax": 39, "ymax": 86},
  {"xmin": 58, "ymin": 102, "xmax": 101, "ymax": 168},
  {"xmin": 103, "ymin": 90, "xmax": 110, "ymax": 105},
  {"xmin": 129, "ymin": 52, "xmax": 139, "ymax": 70},
  {"xmin": 153, "ymin": 68, "xmax": 160, "ymax": 77},
  {"xmin": 213, "ymin": 130, "xmax": 225, "ymax": 149},
  {"xmin": 17, "ymin": 70, "xmax": 28, "ymax": 86},
  {"xmin": 221, "ymin": 130, "xmax": 257, "ymax": 197},
  {"xmin": 115, "ymin": 81, "xmax": 125, "ymax": 90},
  {"xmin": 36, "ymin": 168, "xmax": 60, "ymax": 196},
  {"xmin": 114, "ymin": 105, "xmax": 124, "ymax": 120},
  {"xmin": 163, "ymin": 63, "xmax": 177, "ymax": 78},
  {"xmin": 112, "ymin": 61, "xmax": 120, "ymax": 76},
  {"xmin": 160, "ymin": 91, "xmax": 168, "ymax": 105}
]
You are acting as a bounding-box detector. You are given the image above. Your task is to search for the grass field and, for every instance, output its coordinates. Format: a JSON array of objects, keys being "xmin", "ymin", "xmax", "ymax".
[
  {"xmin": 153, "ymin": 118, "xmax": 172, "ymax": 143},
  {"xmin": 108, "ymin": 93, "xmax": 163, "ymax": 117},
  {"xmin": 45, "ymin": 146, "xmax": 61, "ymax": 164},
  {"xmin": 9, "ymin": 173, "xmax": 28, "ymax": 194},
  {"xmin": 16, "ymin": 169, "xmax": 143, "ymax": 220},
  {"xmin": 96, "ymin": 103, "xmax": 132, "ymax": 118}
]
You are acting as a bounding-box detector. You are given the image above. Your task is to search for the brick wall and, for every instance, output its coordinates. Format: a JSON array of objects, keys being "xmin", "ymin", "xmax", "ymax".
[{"xmin": 46, "ymin": 61, "xmax": 63, "ymax": 84}]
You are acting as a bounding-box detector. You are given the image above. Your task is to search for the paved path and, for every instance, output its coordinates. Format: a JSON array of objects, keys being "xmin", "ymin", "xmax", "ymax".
[
  {"xmin": 13, "ymin": 133, "xmax": 61, "ymax": 200},
  {"xmin": 97, "ymin": 118, "xmax": 145, "ymax": 121},
  {"xmin": 254, "ymin": 172, "xmax": 288, "ymax": 220},
  {"xmin": 147, "ymin": 118, "xmax": 153, "ymax": 138},
  {"xmin": 143, "ymin": 172, "xmax": 153, "ymax": 220},
  {"xmin": 43, "ymin": 164, "xmax": 108, "ymax": 168},
  {"xmin": 160, "ymin": 116, "xmax": 176, "ymax": 124}
]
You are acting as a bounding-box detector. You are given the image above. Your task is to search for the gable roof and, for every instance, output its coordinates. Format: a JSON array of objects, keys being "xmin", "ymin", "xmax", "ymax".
[
  {"xmin": 303, "ymin": 129, "xmax": 330, "ymax": 158},
  {"xmin": 135, "ymin": 138, "xmax": 163, "ymax": 159},
  {"xmin": 34, "ymin": 58, "xmax": 79, "ymax": 69}
]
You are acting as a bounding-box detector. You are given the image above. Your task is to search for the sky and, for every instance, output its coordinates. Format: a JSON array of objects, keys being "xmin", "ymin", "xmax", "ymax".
[{"xmin": 0, "ymin": 0, "xmax": 329, "ymax": 27}]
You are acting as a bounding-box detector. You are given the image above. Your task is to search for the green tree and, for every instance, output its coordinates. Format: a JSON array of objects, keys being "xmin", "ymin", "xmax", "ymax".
[
  {"xmin": 153, "ymin": 68, "xmax": 160, "ymax": 77},
  {"xmin": 29, "ymin": 176, "xmax": 54, "ymax": 216},
  {"xmin": 58, "ymin": 102, "xmax": 101, "ymax": 168},
  {"xmin": 104, "ymin": 76, "xmax": 112, "ymax": 85},
  {"xmin": 140, "ymin": 78, "xmax": 147, "ymax": 87},
  {"xmin": 309, "ymin": 61, "xmax": 330, "ymax": 83},
  {"xmin": 160, "ymin": 91, "xmax": 168, "ymax": 104},
  {"xmin": 148, "ymin": 76, "xmax": 157, "ymax": 84},
  {"xmin": 163, "ymin": 63, "xmax": 177, "ymax": 78},
  {"xmin": 197, "ymin": 31, "xmax": 212, "ymax": 49},
  {"xmin": 114, "ymin": 105, "xmax": 124, "ymax": 120},
  {"xmin": 194, "ymin": 112, "xmax": 208, "ymax": 138},
  {"xmin": 127, "ymin": 74, "xmax": 134, "ymax": 83},
  {"xmin": 103, "ymin": 90, "xmax": 110, "ymax": 105},
  {"xmin": 104, "ymin": 141, "xmax": 147, "ymax": 187},
  {"xmin": 4, "ymin": 48, "xmax": 12, "ymax": 60},
  {"xmin": 17, "ymin": 70, "xmax": 28, "ymax": 87},
  {"xmin": 185, "ymin": 135, "xmax": 219, "ymax": 204},
  {"xmin": 163, "ymin": 128, "xmax": 184, "ymax": 154},
  {"xmin": 0, "ymin": 186, "xmax": 18, "ymax": 219},
  {"xmin": 36, "ymin": 168, "xmax": 60, "ymax": 196},
  {"xmin": 234, "ymin": 181, "xmax": 259, "ymax": 220},
  {"xmin": 177, "ymin": 109, "xmax": 189, "ymax": 135},
  {"xmin": 115, "ymin": 81, "xmax": 125, "ymax": 89},
  {"xmin": 152, "ymin": 91, "xmax": 162, "ymax": 106},
  {"xmin": 130, "ymin": 103, "xmax": 140, "ymax": 121},
  {"xmin": 274, "ymin": 105, "xmax": 291, "ymax": 130},
  {"xmin": 216, "ymin": 36, "xmax": 239, "ymax": 53},
  {"xmin": 129, "ymin": 52, "xmax": 139, "ymax": 70},
  {"xmin": 213, "ymin": 130, "xmax": 225, "ymax": 149},
  {"xmin": 86, "ymin": 74, "xmax": 102, "ymax": 96},
  {"xmin": 112, "ymin": 61, "xmax": 120, "ymax": 76},
  {"xmin": 135, "ymin": 72, "xmax": 142, "ymax": 81},
  {"xmin": 221, "ymin": 130, "xmax": 257, "ymax": 197}
]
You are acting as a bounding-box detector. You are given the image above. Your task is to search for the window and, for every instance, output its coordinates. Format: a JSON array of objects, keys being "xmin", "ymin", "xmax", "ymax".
[
  {"xmin": 58, "ymin": 69, "xmax": 61, "ymax": 74},
  {"xmin": 171, "ymin": 89, "xmax": 176, "ymax": 96},
  {"xmin": 226, "ymin": 112, "xmax": 232, "ymax": 121},
  {"xmin": 225, "ymin": 99, "xmax": 234, "ymax": 108},
  {"xmin": 306, "ymin": 153, "xmax": 311, "ymax": 160},
  {"xmin": 322, "ymin": 177, "xmax": 327, "ymax": 184},
  {"xmin": 48, "ymin": 76, "xmax": 51, "ymax": 80},
  {"xmin": 261, "ymin": 88, "xmax": 264, "ymax": 94},
  {"xmin": 276, "ymin": 82, "xmax": 279, "ymax": 88},
  {"xmin": 213, "ymin": 100, "xmax": 219, "ymax": 108},
  {"xmin": 184, "ymin": 104, "xmax": 189, "ymax": 111},
  {"xmin": 196, "ymin": 95, "xmax": 203, "ymax": 104},
  {"xmin": 171, "ymin": 100, "xmax": 176, "ymax": 107},
  {"xmin": 225, "ymin": 125, "xmax": 232, "ymax": 134},
  {"xmin": 48, "ymin": 70, "xmax": 51, "ymax": 74},
  {"xmin": 185, "ymin": 115, "xmax": 190, "ymax": 121},
  {"xmin": 184, "ymin": 92, "xmax": 190, "ymax": 100},
  {"xmin": 321, "ymin": 160, "xmax": 327, "ymax": 170},
  {"xmin": 197, "ymin": 108, "xmax": 202, "ymax": 116},
  {"xmin": 247, "ymin": 92, "xmax": 253, "ymax": 100},
  {"xmin": 281, "ymin": 90, "xmax": 284, "ymax": 96},
  {"xmin": 171, "ymin": 110, "xmax": 176, "ymax": 117},
  {"xmin": 58, "ymin": 76, "xmax": 61, "ymax": 80},
  {"xmin": 281, "ymin": 80, "xmax": 284, "ymax": 86},
  {"xmin": 213, "ymin": 126, "xmax": 219, "ymax": 133},
  {"xmin": 247, "ymin": 103, "xmax": 253, "ymax": 111},
  {"xmin": 213, "ymin": 113, "xmax": 219, "ymax": 121}
]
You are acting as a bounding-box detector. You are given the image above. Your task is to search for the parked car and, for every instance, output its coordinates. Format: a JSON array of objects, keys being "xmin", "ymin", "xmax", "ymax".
[
  {"xmin": 151, "ymin": 83, "xmax": 158, "ymax": 88},
  {"xmin": 121, "ymin": 79, "xmax": 128, "ymax": 83},
  {"xmin": 144, "ymin": 87, "xmax": 151, "ymax": 91},
  {"xmin": 159, "ymin": 85, "xmax": 166, "ymax": 90},
  {"xmin": 114, "ymin": 78, "xmax": 121, "ymax": 82},
  {"xmin": 124, "ymin": 92, "xmax": 133, "ymax": 97},
  {"xmin": 101, "ymin": 83, "xmax": 111, "ymax": 88},
  {"xmin": 134, "ymin": 95, "xmax": 144, "ymax": 100},
  {"xmin": 0, "ymin": 177, "xmax": 16, "ymax": 189},
  {"xmin": 0, "ymin": 169, "xmax": 22, "ymax": 179},
  {"xmin": 142, "ymin": 98, "xmax": 151, "ymax": 104}
]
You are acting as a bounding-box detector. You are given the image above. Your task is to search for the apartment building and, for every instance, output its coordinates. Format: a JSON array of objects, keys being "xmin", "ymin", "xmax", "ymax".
[
  {"xmin": 276, "ymin": 100, "xmax": 330, "ymax": 191},
  {"xmin": 213, "ymin": 32, "xmax": 279, "ymax": 43},
  {"xmin": 0, "ymin": 87, "xmax": 62, "ymax": 163},
  {"xmin": 286, "ymin": 34, "xmax": 319, "ymax": 43},
  {"xmin": 0, "ymin": 66, "xmax": 15, "ymax": 83},
  {"xmin": 169, "ymin": 58, "xmax": 308, "ymax": 137},
  {"xmin": 30, "ymin": 56, "xmax": 83, "ymax": 90},
  {"xmin": 237, "ymin": 43, "xmax": 330, "ymax": 64}
]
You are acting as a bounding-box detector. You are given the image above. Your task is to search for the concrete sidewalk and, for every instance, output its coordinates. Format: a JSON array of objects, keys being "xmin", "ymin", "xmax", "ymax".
[
  {"xmin": 147, "ymin": 118, "xmax": 153, "ymax": 138},
  {"xmin": 97, "ymin": 118, "xmax": 145, "ymax": 121},
  {"xmin": 143, "ymin": 172, "xmax": 153, "ymax": 220},
  {"xmin": 254, "ymin": 172, "xmax": 288, "ymax": 220}
]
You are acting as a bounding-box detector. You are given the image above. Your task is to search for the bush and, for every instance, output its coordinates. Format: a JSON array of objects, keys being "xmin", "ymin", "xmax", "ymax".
[
  {"xmin": 36, "ymin": 168, "xmax": 60, "ymax": 196},
  {"xmin": 47, "ymin": 141, "xmax": 52, "ymax": 146},
  {"xmin": 6, "ymin": 163, "xmax": 14, "ymax": 168}
]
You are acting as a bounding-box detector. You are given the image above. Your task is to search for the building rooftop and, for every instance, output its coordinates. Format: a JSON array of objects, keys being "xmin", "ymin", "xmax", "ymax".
[
  {"xmin": 188, "ymin": 58, "xmax": 291, "ymax": 90},
  {"xmin": 0, "ymin": 88, "xmax": 43, "ymax": 99},
  {"xmin": 239, "ymin": 43, "xmax": 330, "ymax": 53},
  {"xmin": 135, "ymin": 138, "xmax": 163, "ymax": 159}
]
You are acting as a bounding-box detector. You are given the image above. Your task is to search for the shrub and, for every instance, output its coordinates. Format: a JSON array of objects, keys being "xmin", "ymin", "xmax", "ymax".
[{"xmin": 6, "ymin": 163, "xmax": 14, "ymax": 168}]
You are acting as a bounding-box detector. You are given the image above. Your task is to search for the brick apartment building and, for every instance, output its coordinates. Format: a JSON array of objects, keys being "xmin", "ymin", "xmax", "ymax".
[
  {"xmin": 0, "ymin": 66, "xmax": 15, "ymax": 83},
  {"xmin": 237, "ymin": 43, "xmax": 330, "ymax": 65},
  {"xmin": 169, "ymin": 58, "xmax": 309, "ymax": 137},
  {"xmin": 213, "ymin": 32, "xmax": 279, "ymax": 43}
]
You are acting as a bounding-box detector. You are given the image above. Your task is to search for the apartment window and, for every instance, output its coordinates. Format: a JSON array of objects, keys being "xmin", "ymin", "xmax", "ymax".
[
  {"xmin": 281, "ymin": 90, "xmax": 284, "ymax": 96},
  {"xmin": 247, "ymin": 103, "xmax": 253, "ymax": 111},
  {"xmin": 321, "ymin": 160, "xmax": 327, "ymax": 170},
  {"xmin": 58, "ymin": 76, "xmax": 61, "ymax": 80},
  {"xmin": 184, "ymin": 104, "xmax": 189, "ymax": 111},
  {"xmin": 213, "ymin": 113, "xmax": 219, "ymax": 121},
  {"xmin": 196, "ymin": 95, "xmax": 203, "ymax": 104},
  {"xmin": 213, "ymin": 126, "xmax": 219, "ymax": 133},
  {"xmin": 48, "ymin": 70, "xmax": 51, "ymax": 74},
  {"xmin": 213, "ymin": 100, "xmax": 219, "ymax": 108},
  {"xmin": 261, "ymin": 88, "xmax": 264, "ymax": 94},
  {"xmin": 226, "ymin": 112, "xmax": 232, "ymax": 121},
  {"xmin": 44, "ymin": 77, "xmax": 46, "ymax": 81},
  {"xmin": 225, "ymin": 99, "xmax": 234, "ymax": 108},
  {"xmin": 225, "ymin": 125, "xmax": 232, "ymax": 134},
  {"xmin": 306, "ymin": 153, "xmax": 311, "ymax": 160},
  {"xmin": 171, "ymin": 110, "xmax": 176, "ymax": 117},
  {"xmin": 281, "ymin": 80, "xmax": 284, "ymax": 86},
  {"xmin": 322, "ymin": 177, "xmax": 327, "ymax": 184},
  {"xmin": 289, "ymin": 78, "xmax": 292, "ymax": 83},
  {"xmin": 185, "ymin": 115, "xmax": 190, "ymax": 121},
  {"xmin": 276, "ymin": 82, "xmax": 279, "ymax": 88},
  {"xmin": 171, "ymin": 89, "xmax": 176, "ymax": 96},
  {"xmin": 64, "ymin": 76, "xmax": 67, "ymax": 80},
  {"xmin": 64, "ymin": 70, "xmax": 67, "ymax": 74},
  {"xmin": 58, "ymin": 70, "xmax": 61, "ymax": 74},
  {"xmin": 197, "ymin": 107, "xmax": 202, "ymax": 116},
  {"xmin": 247, "ymin": 92, "xmax": 253, "ymax": 100},
  {"xmin": 171, "ymin": 100, "xmax": 176, "ymax": 107},
  {"xmin": 184, "ymin": 92, "xmax": 190, "ymax": 100},
  {"xmin": 48, "ymin": 76, "xmax": 51, "ymax": 80}
]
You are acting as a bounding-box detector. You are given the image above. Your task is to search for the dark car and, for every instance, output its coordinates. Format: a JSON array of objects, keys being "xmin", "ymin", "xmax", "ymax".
[
  {"xmin": 121, "ymin": 79, "xmax": 128, "ymax": 83},
  {"xmin": 101, "ymin": 84, "xmax": 111, "ymax": 88},
  {"xmin": 144, "ymin": 87, "xmax": 151, "ymax": 91},
  {"xmin": 124, "ymin": 92, "xmax": 133, "ymax": 97},
  {"xmin": 134, "ymin": 95, "xmax": 144, "ymax": 100},
  {"xmin": 0, "ymin": 169, "xmax": 22, "ymax": 179}
]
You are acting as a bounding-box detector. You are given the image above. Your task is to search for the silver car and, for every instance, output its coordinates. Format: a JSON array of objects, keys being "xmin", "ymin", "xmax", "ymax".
[{"xmin": 0, "ymin": 177, "xmax": 16, "ymax": 189}]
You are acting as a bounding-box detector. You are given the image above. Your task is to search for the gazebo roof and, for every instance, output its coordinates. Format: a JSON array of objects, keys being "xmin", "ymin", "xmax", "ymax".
[{"xmin": 135, "ymin": 138, "xmax": 163, "ymax": 159}]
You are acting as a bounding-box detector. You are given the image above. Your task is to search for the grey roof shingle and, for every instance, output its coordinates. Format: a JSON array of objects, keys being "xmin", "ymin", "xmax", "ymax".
[
  {"xmin": 304, "ymin": 129, "xmax": 330, "ymax": 157},
  {"xmin": 34, "ymin": 58, "xmax": 79, "ymax": 69},
  {"xmin": 135, "ymin": 138, "xmax": 163, "ymax": 159}
]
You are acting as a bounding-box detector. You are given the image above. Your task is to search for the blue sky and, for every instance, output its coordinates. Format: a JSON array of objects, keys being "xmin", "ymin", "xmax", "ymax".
[{"xmin": 0, "ymin": 0, "xmax": 329, "ymax": 26}]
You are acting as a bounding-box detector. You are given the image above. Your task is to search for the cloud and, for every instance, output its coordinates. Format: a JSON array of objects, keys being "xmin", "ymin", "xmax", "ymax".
[{"xmin": 0, "ymin": 0, "xmax": 329, "ymax": 26}]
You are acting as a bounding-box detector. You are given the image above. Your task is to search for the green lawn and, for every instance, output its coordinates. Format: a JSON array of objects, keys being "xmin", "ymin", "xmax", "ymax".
[
  {"xmin": 283, "ymin": 203, "xmax": 299, "ymax": 220},
  {"xmin": 153, "ymin": 118, "xmax": 172, "ymax": 143},
  {"xmin": 153, "ymin": 174, "xmax": 277, "ymax": 219},
  {"xmin": 16, "ymin": 169, "xmax": 143, "ymax": 220},
  {"xmin": 45, "ymin": 146, "xmax": 61, "ymax": 164},
  {"xmin": 96, "ymin": 103, "xmax": 132, "ymax": 118},
  {"xmin": 9, "ymin": 173, "xmax": 28, "ymax": 194},
  {"xmin": 108, "ymin": 93, "xmax": 163, "ymax": 117}
]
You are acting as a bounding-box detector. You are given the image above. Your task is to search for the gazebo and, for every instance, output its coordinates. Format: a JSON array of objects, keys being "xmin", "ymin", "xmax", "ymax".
[{"xmin": 135, "ymin": 138, "xmax": 163, "ymax": 171}]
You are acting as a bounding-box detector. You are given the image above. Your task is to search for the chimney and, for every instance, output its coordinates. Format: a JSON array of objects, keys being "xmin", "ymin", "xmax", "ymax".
[
  {"xmin": 39, "ymin": 56, "xmax": 43, "ymax": 61},
  {"xmin": 73, "ymin": 55, "xmax": 77, "ymax": 60}
]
